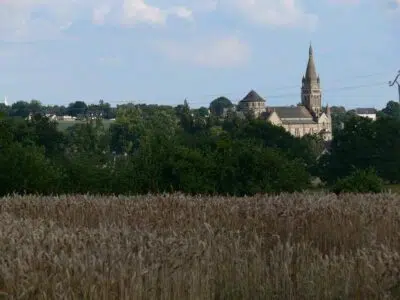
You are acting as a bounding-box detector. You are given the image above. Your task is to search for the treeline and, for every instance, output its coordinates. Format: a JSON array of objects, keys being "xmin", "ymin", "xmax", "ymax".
[
  {"xmin": 0, "ymin": 99, "xmax": 117, "ymax": 119},
  {"xmin": 0, "ymin": 99, "xmax": 400, "ymax": 196},
  {"xmin": 0, "ymin": 99, "xmax": 209, "ymax": 120},
  {"xmin": 0, "ymin": 101, "xmax": 317, "ymax": 196}
]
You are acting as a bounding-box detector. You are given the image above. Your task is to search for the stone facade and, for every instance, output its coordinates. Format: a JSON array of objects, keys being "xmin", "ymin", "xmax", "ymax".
[
  {"xmin": 237, "ymin": 90, "xmax": 266, "ymax": 118},
  {"xmin": 237, "ymin": 44, "xmax": 332, "ymax": 141}
]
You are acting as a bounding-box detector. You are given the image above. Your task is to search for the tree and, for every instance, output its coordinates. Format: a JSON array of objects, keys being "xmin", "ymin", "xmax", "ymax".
[
  {"xmin": 372, "ymin": 116, "xmax": 400, "ymax": 183},
  {"xmin": 29, "ymin": 100, "xmax": 43, "ymax": 115},
  {"xmin": 28, "ymin": 114, "xmax": 65, "ymax": 157},
  {"xmin": 193, "ymin": 106, "xmax": 209, "ymax": 118},
  {"xmin": 9, "ymin": 101, "xmax": 31, "ymax": 118},
  {"xmin": 67, "ymin": 101, "xmax": 88, "ymax": 117},
  {"xmin": 65, "ymin": 118, "xmax": 109, "ymax": 154},
  {"xmin": 225, "ymin": 119, "xmax": 315, "ymax": 167},
  {"xmin": 213, "ymin": 139, "xmax": 310, "ymax": 195},
  {"xmin": 318, "ymin": 115, "xmax": 377, "ymax": 184},
  {"xmin": 379, "ymin": 101, "xmax": 400, "ymax": 120},
  {"xmin": 209, "ymin": 97, "xmax": 233, "ymax": 117},
  {"xmin": 330, "ymin": 106, "xmax": 349, "ymax": 134},
  {"xmin": 0, "ymin": 142, "xmax": 62, "ymax": 195},
  {"xmin": 176, "ymin": 99, "xmax": 193, "ymax": 132},
  {"xmin": 110, "ymin": 104, "xmax": 145, "ymax": 154}
]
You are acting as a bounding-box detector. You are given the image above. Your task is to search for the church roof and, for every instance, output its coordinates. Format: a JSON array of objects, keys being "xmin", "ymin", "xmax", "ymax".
[
  {"xmin": 268, "ymin": 106, "xmax": 313, "ymax": 119},
  {"xmin": 240, "ymin": 90, "xmax": 266, "ymax": 102},
  {"xmin": 305, "ymin": 44, "xmax": 318, "ymax": 81}
]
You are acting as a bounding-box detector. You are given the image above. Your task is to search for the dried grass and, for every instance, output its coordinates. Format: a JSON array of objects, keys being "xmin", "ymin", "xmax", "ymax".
[{"xmin": 1, "ymin": 192, "xmax": 400, "ymax": 299}]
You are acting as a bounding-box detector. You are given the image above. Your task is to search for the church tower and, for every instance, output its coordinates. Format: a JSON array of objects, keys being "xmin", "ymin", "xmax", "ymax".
[{"xmin": 301, "ymin": 43, "xmax": 322, "ymax": 116}]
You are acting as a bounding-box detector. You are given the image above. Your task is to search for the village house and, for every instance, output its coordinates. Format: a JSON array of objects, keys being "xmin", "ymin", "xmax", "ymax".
[{"xmin": 354, "ymin": 108, "xmax": 377, "ymax": 120}]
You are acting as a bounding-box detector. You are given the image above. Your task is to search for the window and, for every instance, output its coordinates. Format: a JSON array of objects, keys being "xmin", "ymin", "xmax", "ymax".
[{"xmin": 295, "ymin": 128, "xmax": 300, "ymax": 137}]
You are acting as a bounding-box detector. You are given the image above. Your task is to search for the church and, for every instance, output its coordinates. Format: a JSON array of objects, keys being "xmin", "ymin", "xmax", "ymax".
[{"xmin": 237, "ymin": 44, "xmax": 332, "ymax": 141}]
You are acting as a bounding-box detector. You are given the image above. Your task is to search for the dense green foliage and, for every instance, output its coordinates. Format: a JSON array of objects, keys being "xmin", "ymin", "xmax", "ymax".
[
  {"xmin": 317, "ymin": 113, "xmax": 400, "ymax": 186},
  {"xmin": 0, "ymin": 99, "xmax": 399, "ymax": 196},
  {"xmin": 331, "ymin": 168, "xmax": 384, "ymax": 194},
  {"xmin": 0, "ymin": 102, "xmax": 316, "ymax": 196}
]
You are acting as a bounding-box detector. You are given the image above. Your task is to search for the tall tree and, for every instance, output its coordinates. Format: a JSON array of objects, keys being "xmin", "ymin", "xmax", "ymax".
[
  {"xmin": 379, "ymin": 101, "xmax": 400, "ymax": 119},
  {"xmin": 67, "ymin": 101, "xmax": 88, "ymax": 117},
  {"xmin": 209, "ymin": 96, "xmax": 233, "ymax": 117}
]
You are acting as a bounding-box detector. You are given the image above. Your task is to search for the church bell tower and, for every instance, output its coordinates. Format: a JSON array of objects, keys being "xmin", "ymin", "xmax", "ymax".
[{"xmin": 301, "ymin": 43, "xmax": 322, "ymax": 116}]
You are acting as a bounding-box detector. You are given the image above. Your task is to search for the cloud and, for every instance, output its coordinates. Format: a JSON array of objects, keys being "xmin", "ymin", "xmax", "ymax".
[
  {"xmin": 156, "ymin": 36, "xmax": 250, "ymax": 68},
  {"xmin": 0, "ymin": 0, "xmax": 193, "ymax": 41},
  {"xmin": 121, "ymin": 0, "xmax": 192, "ymax": 25},
  {"xmin": 223, "ymin": 0, "xmax": 318, "ymax": 29},
  {"xmin": 327, "ymin": 0, "xmax": 359, "ymax": 3},
  {"xmin": 0, "ymin": 0, "xmax": 318, "ymax": 42}
]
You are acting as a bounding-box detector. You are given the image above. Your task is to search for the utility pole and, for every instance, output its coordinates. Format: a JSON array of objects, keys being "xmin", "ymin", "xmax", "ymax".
[{"xmin": 389, "ymin": 70, "xmax": 400, "ymax": 102}]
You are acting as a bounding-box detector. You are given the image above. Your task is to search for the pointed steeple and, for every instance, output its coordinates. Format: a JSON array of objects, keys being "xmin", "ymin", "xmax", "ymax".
[
  {"xmin": 305, "ymin": 42, "xmax": 317, "ymax": 81},
  {"xmin": 301, "ymin": 43, "xmax": 322, "ymax": 116}
]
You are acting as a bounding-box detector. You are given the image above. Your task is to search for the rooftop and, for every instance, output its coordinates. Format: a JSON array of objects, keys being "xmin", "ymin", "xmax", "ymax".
[{"xmin": 240, "ymin": 90, "xmax": 266, "ymax": 103}]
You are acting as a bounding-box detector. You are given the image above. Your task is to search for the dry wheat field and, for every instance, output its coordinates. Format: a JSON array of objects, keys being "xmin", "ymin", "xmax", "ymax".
[{"xmin": 1, "ymin": 193, "xmax": 400, "ymax": 299}]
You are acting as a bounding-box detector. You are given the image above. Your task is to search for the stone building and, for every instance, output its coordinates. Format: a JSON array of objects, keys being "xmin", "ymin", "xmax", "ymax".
[
  {"xmin": 237, "ymin": 90, "xmax": 266, "ymax": 118},
  {"xmin": 237, "ymin": 44, "xmax": 332, "ymax": 141}
]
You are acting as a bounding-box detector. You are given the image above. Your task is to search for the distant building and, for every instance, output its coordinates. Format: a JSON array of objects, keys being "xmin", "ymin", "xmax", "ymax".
[
  {"xmin": 236, "ymin": 44, "xmax": 332, "ymax": 141},
  {"xmin": 237, "ymin": 90, "xmax": 266, "ymax": 118},
  {"xmin": 354, "ymin": 108, "xmax": 377, "ymax": 121}
]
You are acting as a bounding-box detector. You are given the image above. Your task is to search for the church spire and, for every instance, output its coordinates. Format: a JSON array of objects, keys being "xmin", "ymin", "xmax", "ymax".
[
  {"xmin": 305, "ymin": 42, "xmax": 317, "ymax": 81},
  {"xmin": 301, "ymin": 43, "xmax": 322, "ymax": 116}
]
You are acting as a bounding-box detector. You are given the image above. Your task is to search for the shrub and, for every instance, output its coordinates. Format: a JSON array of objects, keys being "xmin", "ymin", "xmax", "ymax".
[{"xmin": 331, "ymin": 168, "xmax": 384, "ymax": 194}]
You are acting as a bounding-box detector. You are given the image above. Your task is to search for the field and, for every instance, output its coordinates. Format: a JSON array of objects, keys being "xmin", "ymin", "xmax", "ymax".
[
  {"xmin": 56, "ymin": 119, "xmax": 115, "ymax": 131},
  {"xmin": 1, "ymin": 193, "xmax": 400, "ymax": 299}
]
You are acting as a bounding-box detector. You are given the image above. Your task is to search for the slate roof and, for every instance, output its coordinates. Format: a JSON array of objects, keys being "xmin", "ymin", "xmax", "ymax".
[
  {"xmin": 281, "ymin": 119, "xmax": 316, "ymax": 124},
  {"xmin": 355, "ymin": 108, "xmax": 377, "ymax": 114},
  {"xmin": 268, "ymin": 106, "xmax": 313, "ymax": 119},
  {"xmin": 240, "ymin": 90, "xmax": 266, "ymax": 103},
  {"xmin": 305, "ymin": 45, "xmax": 318, "ymax": 81}
]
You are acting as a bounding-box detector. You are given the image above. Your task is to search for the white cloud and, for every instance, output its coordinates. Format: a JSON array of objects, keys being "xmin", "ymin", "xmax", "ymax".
[
  {"xmin": 167, "ymin": 7, "xmax": 193, "ymax": 20},
  {"xmin": 121, "ymin": 0, "xmax": 193, "ymax": 25},
  {"xmin": 0, "ymin": 0, "xmax": 317, "ymax": 42},
  {"xmin": 156, "ymin": 36, "xmax": 250, "ymax": 68},
  {"xmin": 223, "ymin": 0, "xmax": 318, "ymax": 29},
  {"xmin": 0, "ymin": 0, "xmax": 193, "ymax": 41},
  {"xmin": 122, "ymin": 0, "xmax": 166, "ymax": 24}
]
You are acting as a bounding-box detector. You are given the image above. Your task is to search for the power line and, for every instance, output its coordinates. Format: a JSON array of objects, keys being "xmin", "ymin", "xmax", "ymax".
[
  {"xmin": 182, "ymin": 81, "xmax": 389, "ymax": 106},
  {"xmin": 198, "ymin": 71, "xmax": 393, "ymax": 98},
  {"xmin": 52, "ymin": 71, "xmax": 395, "ymax": 107}
]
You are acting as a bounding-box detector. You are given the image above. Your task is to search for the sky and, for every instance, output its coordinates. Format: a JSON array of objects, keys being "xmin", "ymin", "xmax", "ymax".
[{"xmin": 0, "ymin": 0, "xmax": 399, "ymax": 109}]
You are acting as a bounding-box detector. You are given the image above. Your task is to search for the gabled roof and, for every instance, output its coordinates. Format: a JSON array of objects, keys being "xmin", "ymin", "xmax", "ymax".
[
  {"xmin": 240, "ymin": 90, "xmax": 266, "ymax": 103},
  {"xmin": 354, "ymin": 108, "xmax": 377, "ymax": 114},
  {"xmin": 268, "ymin": 106, "xmax": 313, "ymax": 119}
]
